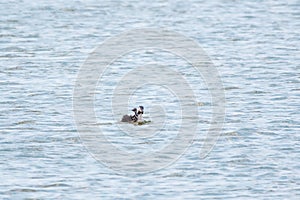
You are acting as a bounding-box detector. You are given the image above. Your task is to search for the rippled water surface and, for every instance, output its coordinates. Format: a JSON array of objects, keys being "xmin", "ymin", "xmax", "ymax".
[{"xmin": 1, "ymin": 0, "xmax": 299, "ymax": 199}]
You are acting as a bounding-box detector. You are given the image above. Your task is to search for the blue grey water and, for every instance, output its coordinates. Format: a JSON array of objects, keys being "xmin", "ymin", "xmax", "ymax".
[{"xmin": 0, "ymin": 0, "xmax": 299, "ymax": 199}]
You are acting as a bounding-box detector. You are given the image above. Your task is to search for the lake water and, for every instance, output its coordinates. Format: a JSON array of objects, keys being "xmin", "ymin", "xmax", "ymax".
[{"xmin": 0, "ymin": 0, "xmax": 299, "ymax": 199}]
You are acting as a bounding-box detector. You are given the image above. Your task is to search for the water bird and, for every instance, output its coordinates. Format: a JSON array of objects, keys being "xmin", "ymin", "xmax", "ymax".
[{"xmin": 121, "ymin": 106, "xmax": 144, "ymax": 123}]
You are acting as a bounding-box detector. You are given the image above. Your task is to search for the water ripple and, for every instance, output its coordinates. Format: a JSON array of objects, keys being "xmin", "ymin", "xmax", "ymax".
[{"xmin": 0, "ymin": 0, "xmax": 299, "ymax": 199}]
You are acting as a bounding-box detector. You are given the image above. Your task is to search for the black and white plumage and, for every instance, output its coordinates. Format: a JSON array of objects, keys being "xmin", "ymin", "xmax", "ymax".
[{"xmin": 121, "ymin": 106, "xmax": 144, "ymax": 123}]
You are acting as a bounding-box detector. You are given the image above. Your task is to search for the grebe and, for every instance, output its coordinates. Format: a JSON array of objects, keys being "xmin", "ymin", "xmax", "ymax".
[{"xmin": 121, "ymin": 106, "xmax": 144, "ymax": 123}]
